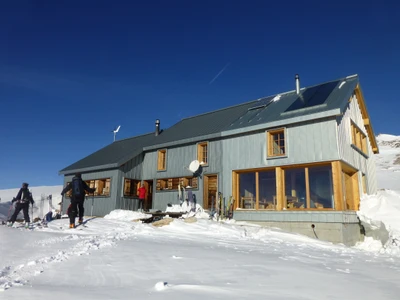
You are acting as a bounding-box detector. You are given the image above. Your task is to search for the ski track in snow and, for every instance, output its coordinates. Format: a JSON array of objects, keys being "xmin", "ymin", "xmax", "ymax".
[{"xmin": 0, "ymin": 220, "xmax": 138, "ymax": 292}]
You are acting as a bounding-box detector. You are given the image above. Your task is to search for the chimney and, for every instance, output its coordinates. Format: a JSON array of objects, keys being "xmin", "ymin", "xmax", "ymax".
[
  {"xmin": 295, "ymin": 74, "xmax": 300, "ymax": 94},
  {"xmin": 155, "ymin": 119, "xmax": 160, "ymax": 136}
]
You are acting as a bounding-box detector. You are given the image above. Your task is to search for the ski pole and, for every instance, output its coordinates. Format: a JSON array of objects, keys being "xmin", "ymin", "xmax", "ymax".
[
  {"xmin": 91, "ymin": 193, "xmax": 94, "ymax": 217},
  {"xmin": 31, "ymin": 202, "xmax": 34, "ymax": 223},
  {"xmin": 7, "ymin": 202, "xmax": 13, "ymax": 221}
]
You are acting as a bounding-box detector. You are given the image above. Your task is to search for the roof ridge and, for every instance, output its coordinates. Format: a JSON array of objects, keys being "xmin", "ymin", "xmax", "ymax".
[
  {"xmin": 298, "ymin": 74, "xmax": 359, "ymax": 91},
  {"xmin": 180, "ymin": 99, "xmax": 259, "ymax": 121},
  {"xmin": 112, "ymin": 132, "xmax": 154, "ymax": 143}
]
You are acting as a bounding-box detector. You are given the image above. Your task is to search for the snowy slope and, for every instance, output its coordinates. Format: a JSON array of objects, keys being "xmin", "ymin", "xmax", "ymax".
[{"xmin": 375, "ymin": 134, "xmax": 400, "ymax": 191}]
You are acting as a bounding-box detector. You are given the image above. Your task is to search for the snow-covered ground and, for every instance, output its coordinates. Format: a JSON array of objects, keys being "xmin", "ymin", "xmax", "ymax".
[{"xmin": 0, "ymin": 134, "xmax": 400, "ymax": 299}]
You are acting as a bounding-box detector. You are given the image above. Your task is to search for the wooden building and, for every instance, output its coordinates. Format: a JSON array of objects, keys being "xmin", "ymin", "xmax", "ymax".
[{"xmin": 60, "ymin": 74, "xmax": 378, "ymax": 245}]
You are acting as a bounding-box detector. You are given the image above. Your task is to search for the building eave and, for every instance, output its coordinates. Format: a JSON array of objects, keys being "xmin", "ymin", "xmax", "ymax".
[
  {"xmin": 354, "ymin": 84, "xmax": 379, "ymax": 154},
  {"xmin": 58, "ymin": 163, "xmax": 119, "ymax": 175}
]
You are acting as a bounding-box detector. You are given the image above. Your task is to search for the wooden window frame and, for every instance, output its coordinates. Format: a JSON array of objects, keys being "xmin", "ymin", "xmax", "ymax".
[
  {"xmin": 267, "ymin": 128, "xmax": 286, "ymax": 158},
  {"xmin": 123, "ymin": 178, "xmax": 141, "ymax": 197},
  {"xmin": 156, "ymin": 176, "xmax": 198, "ymax": 191},
  {"xmin": 87, "ymin": 178, "xmax": 111, "ymax": 196},
  {"xmin": 64, "ymin": 178, "xmax": 111, "ymax": 197},
  {"xmin": 157, "ymin": 149, "xmax": 167, "ymax": 171},
  {"xmin": 233, "ymin": 162, "xmax": 336, "ymax": 211},
  {"xmin": 350, "ymin": 121, "xmax": 368, "ymax": 156},
  {"xmin": 197, "ymin": 142, "xmax": 209, "ymax": 166}
]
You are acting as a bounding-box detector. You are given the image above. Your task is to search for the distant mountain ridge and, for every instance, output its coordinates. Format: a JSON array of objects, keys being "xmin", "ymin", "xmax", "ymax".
[{"xmin": 375, "ymin": 134, "xmax": 400, "ymax": 191}]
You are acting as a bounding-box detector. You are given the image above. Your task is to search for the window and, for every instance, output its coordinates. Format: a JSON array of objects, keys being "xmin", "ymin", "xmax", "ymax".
[
  {"xmin": 351, "ymin": 122, "xmax": 367, "ymax": 155},
  {"xmin": 239, "ymin": 173, "xmax": 256, "ymax": 209},
  {"xmin": 64, "ymin": 178, "xmax": 111, "ymax": 197},
  {"xmin": 87, "ymin": 178, "xmax": 111, "ymax": 196},
  {"xmin": 156, "ymin": 176, "xmax": 198, "ymax": 191},
  {"xmin": 308, "ymin": 166, "xmax": 333, "ymax": 209},
  {"xmin": 197, "ymin": 142, "xmax": 208, "ymax": 165},
  {"xmin": 259, "ymin": 170, "xmax": 277, "ymax": 209},
  {"xmin": 234, "ymin": 164, "xmax": 334, "ymax": 211},
  {"xmin": 285, "ymin": 168, "xmax": 306, "ymax": 209},
  {"xmin": 267, "ymin": 129, "xmax": 286, "ymax": 157},
  {"xmin": 124, "ymin": 178, "xmax": 141, "ymax": 197},
  {"xmin": 157, "ymin": 149, "xmax": 167, "ymax": 171}
]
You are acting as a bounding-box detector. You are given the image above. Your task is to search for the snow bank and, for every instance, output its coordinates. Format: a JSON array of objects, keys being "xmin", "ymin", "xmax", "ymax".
[
  {"xmin": 356, "ymin": 189, "xmax": 400, "ymax": 256},
  {"xmin": 165, "ymin": 203, "xmax": 210, "ymax": 219},
  {"xmin": 104, "ymin": 209, "xmax": 151, "ymax": 221}
]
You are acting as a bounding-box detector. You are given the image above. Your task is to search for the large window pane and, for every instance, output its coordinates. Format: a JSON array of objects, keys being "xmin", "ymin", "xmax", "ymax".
[
  {"xmin": 285, "ymin": 168, "xmax": 306, "ymax": 209},
  {"xmin": 308, "ymin": 165, "xmax": 334, "ymax": 209},
  {"xmin": 259, "ymin": 170, "xmax": 276, "ymax": 209},
  {"xmin": 239, "ymin": 173, "xmax": 256, "ymax": 209}
]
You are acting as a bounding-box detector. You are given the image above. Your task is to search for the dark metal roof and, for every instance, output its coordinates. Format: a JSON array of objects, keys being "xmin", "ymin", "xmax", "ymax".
[
  {"xmin": 146, "ymin": 101, "xmax": 258, "ymax": 146},
  {"xmin": 60, "ymin": 75, "xmax": 366, "ymax": 174},
  {"xmin": 59, "ymin": 133, "xmax": 156, "ymax": 174}
]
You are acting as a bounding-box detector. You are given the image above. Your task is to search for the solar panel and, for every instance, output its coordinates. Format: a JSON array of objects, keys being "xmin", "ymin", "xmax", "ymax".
[
  {"xmin": 248, "ymin": 96, "xmax": 274, "ymax": 111},
  {"xmin": 285, "ymin": 80, "xmax": 339, "ymax": 112}
]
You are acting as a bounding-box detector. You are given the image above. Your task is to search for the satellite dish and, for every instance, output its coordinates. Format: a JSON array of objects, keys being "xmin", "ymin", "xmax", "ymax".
[{"xmin": 188, "ymin": 160, "xmax": 200, "ymax": 173}]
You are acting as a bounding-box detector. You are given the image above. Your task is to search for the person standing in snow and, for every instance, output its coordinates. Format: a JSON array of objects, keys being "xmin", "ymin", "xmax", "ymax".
[
  {"xmin": 61, "ymin": 173, "xmax": 95, "ymax": 228},
  {"xmin": 8, "ymin": 182, "xmax": 35, "ymax": 227},
  {"xmin": 137, "ymin": 182, "xmax": 146, "ymax": 212}
]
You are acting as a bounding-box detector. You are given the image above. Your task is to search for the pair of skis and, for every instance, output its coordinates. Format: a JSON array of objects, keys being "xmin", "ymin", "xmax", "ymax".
[{"xmin": 211, "ymin": 193, "xmax": 235, "ymax": 220}]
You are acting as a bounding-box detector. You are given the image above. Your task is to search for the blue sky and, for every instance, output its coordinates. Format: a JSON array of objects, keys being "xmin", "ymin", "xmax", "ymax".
[{"xmin": 0, "ymin": 0, "xmax": 399, "ymax": 190}]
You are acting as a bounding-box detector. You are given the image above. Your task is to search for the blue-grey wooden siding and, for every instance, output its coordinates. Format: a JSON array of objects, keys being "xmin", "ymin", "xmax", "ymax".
[
  {"xmin": 121, "ymin": 153, "xmax": 144, "ymax": 179},
  {"xmin": 337, "ymin": 94, "xmax": 377, "ymax": 194},
  {"xmin": 62, "ymin": 169, "xmax": 120, "ymax": 217},
  {"xmin": 220, "ymin": 119, "xmax": 339, "ymax": 198},
  {"xmin": 141, "ymin": 140, "xmax": 223, "ymax": 210}
]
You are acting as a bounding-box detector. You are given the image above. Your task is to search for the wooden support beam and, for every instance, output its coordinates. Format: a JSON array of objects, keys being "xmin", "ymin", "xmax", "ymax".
[
  {"xmin": 305, "ymin": 167, "xmax": 310, "ymax": 209},
  {"xmin": 232, "ymin": 172, "xmax": 238, "ymax": 209},
  {"xmin": 363, "ymin": 118, "xmax": 370, "ymax": 126},
  {"xmin": 276, "ymin": 167, "xmax": 284, "ymax": 210},
  {"xmin": 352, "ymin": 172, "xmax": 360, "ymax": 210},
  {"xmin": 255, "ymin": 172, "xmax": 259, "ymax": 210},
  {"xmin": 331, "ymin": 161, "xmax": 344, "ymax": 210}
]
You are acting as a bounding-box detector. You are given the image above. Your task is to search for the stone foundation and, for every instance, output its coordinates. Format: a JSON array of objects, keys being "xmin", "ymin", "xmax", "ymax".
[{"xmin": 233, "ymin": 210, "xmax": 364, "ymax": 246}]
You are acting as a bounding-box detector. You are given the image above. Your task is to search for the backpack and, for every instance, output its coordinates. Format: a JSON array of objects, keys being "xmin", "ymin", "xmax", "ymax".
[
  {"xmin": 21, "ymin": 189, "xmax": 32, "ymax": 203},
  {"xmin": 71, "ymin": 178, "xmax": 84, "ymax": 197}
]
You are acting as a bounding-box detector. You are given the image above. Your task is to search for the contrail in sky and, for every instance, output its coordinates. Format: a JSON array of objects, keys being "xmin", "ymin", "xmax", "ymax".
[{"xmin": 209, "ymin": 62, "xmax": 231, "ymax": 84}]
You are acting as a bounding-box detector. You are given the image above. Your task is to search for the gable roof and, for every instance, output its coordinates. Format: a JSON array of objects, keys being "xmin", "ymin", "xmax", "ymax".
[{"xmin": 60, "ymin": 74, "xmax": 378, "ymax": 174}]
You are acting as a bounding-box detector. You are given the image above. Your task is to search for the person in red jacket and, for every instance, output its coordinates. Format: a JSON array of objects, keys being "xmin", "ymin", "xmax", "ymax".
[{"xmin": 137, "ymin": 183, "xmax": 146, "ymax": 212}]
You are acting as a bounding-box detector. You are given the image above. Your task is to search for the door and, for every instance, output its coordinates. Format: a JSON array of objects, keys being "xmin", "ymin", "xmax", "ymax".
[
  {"xmin": 343, "ymin": 171, "xmax": 359, "ymax": 210},
  {"xmin": 203, "ymin": 175, "xmax": 218, "ymax": 209},
  {"xmin": 144, "ymin": 180, "xmax": 153, "ymax": 211}
]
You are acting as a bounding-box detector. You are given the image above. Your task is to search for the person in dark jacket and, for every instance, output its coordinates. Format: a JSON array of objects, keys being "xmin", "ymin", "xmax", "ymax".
[
  {"xmin": 8, "ymin": 182, "xmax": 35, "ymax": 227},
  {"xmin": 61, "ymin": 173, "xmax": 95, "ymax": 228}
]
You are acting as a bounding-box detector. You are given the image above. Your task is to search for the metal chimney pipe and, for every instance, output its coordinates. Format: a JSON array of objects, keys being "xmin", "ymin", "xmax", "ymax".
[
  {"xmin": 155, "ymin": 119, "xmax": 160, "ymax": 136},
  {"xmin": 295, "ymin": 74, "xmax": 300, "ymax": 94}
]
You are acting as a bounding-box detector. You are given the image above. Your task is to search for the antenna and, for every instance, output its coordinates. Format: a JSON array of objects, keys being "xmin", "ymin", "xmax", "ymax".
[{"xmin": 111, "ymin": 125, "xmax": 121, "ymax": 142}]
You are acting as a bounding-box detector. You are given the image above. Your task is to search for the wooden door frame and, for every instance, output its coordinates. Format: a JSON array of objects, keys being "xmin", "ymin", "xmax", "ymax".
[
  {"xmin": 203, "ymin": 174, "xmax": 218, "ymax": 209},
  {"xmin": 143, "ymin": 180, "xmax": 153, "ymax": 211}
]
